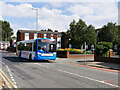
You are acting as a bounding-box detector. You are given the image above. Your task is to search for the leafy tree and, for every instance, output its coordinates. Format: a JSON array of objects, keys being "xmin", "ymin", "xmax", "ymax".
[
  {"xmin": 0, "ymin": 20, "xmax": 13, "ymax": 41},
  {"xmin": 47, "ymin": 28, "xmax": 53, "ymax": 32},
  {"xmin": 12, "ymin": 36, "xmax": 16, "ymax": 38},
  {"xmin": 41, "ymin": 29, "xmax": 46, "ymax": 31},
  {"xmin": 98, "ymin": 22, "xmax": 119, "ymax": 45},
  {"xmin": 54, "ymin": 30, "xmax": 58, "ymax": 32},
  {"xmin": 85, "ymin": 25, "xmax": 97, "ymax": 45},
  {"xmin": 118, "ymin": 26, "xmax": 120, "ymax": 46},
  {"xmin": 68, "ymin": 19, "xmax": 97, "ymax": 48}
]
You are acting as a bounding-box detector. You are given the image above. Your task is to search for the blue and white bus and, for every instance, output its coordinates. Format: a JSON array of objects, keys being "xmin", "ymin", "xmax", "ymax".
[{"xmin": 16, "ymin": 38, "xmax": 56, "ymax": 61}]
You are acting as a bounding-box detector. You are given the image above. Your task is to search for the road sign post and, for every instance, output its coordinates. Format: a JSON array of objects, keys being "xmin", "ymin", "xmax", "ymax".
[{"xmin": 84, "ymin": 42, "xmax": 86, "ymax": 65}]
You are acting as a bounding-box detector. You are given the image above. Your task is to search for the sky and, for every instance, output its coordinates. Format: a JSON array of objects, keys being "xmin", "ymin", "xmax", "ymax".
[{"xmin": 0, "ymin": 0, "xmax": 119, "ymax": 37}]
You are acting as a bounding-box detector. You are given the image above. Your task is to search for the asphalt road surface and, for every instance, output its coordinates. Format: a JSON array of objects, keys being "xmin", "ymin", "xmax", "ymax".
[{"xmin": 0, "ymin": 51, "xmax": 119, "ymax": 88}]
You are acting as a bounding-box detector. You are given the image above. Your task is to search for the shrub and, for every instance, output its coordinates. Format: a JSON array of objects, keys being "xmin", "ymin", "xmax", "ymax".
[
  {"xmin": 57, "ymin": 49, "xmax": 65, "ymax": 51},
  {"xmin": 96, "ymin": 42, "xmax": 113, "ymax": 57},
  {"xmin": 86, "ymin": 52, "xmax": 94, "ymax": 54},
  {"xmin": 57, "ymin": 48, "xmax": 83, "ymax": 54}
]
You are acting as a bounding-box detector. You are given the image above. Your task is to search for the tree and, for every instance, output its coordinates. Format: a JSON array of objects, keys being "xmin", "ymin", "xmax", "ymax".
[
  {"xmin": 54, "ymin": 30, "xmax": 58, "ymax": 32},
  {"xmin": 41, "ymin": 29, "xmax": 46, "ymax": 31},
  {"xmin": 0, "ymin": 20, "xmax": 13, "ymax": 41},
  {"xmin": 85, "ymin": 25, "xmax": 97, "ymax": 45},
  {"xmin": 68, "ymin": 19, "xmax": 97, "ymax": 48},
  {"xmin": 98, "ymin": 22, "xmax": 119, "ymax": 44},
  {"xmin": 12, "ymin": 36, "xmax": 16, "ymax": 38},
  {"xmin": 47, "ymin": 28, "xmax": 53, "ymax": 32}
]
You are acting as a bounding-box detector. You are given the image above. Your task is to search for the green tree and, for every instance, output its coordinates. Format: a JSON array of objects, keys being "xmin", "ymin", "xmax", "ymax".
[
  {"xmin": 98, "ymin": 22, "xmax": 119, "ymax": 44},
  {"xmin": 0, "ymin": 20, "xmax": 13, "ymax": 41},
  {"xmin": 118, "ymin": 26, "xmax": 120, "ymax": 46},
  {"xmin": 47, "ymin": 28, "xmax": 53, "ymax": 32},
  {"xmin": 54, "ymin": 30, "xmax": 58, "ymax": 32},
  {"xmin": 68, "ymin": 19, "xmax": 97, "ymax": 48},
  {"xmin": 85, "ymin": 25, "xmax": 97, "ymax": 45}
]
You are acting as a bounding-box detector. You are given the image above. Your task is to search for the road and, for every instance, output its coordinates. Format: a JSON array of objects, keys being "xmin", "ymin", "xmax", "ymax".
[{"xmin": 0, "ymin": 50, "xmax": 119, "ymax": 88}]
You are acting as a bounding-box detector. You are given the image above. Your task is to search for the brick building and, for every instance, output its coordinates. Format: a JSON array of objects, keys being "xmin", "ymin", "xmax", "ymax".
[{"xmin": 17, "ymin": 30, "xmax": 64, "ymax": 49}]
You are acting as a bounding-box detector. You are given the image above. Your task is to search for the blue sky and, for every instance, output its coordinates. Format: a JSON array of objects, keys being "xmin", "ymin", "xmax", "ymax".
[{"xmin": 0, "ymin": 1, "xmax": 118, "ymax": 36}]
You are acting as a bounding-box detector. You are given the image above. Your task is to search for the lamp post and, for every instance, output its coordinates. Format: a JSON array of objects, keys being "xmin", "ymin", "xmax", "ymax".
[{"xmin": 31, "ymin": 8, "xmax": 38, "ymax": 38}]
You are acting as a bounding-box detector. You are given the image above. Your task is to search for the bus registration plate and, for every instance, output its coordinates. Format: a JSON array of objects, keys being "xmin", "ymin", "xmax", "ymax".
[{"xmin": 41, "ymin": 53, "xmax": 53, "ymax": 56}]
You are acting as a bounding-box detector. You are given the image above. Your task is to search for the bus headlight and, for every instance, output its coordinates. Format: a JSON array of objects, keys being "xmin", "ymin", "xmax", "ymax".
[
  {"xmin": 38, "ymin": 52, "xmax": 41, "ymax": 54},
  {"xmin": 53, "ymin": 52, "xmax": 56, "ymax": 54}
]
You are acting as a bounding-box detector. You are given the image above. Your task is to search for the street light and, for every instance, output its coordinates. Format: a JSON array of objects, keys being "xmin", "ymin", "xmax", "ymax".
[{"xmin": 31, "ymin": 8, "xmax": 38, "ymax": 38}]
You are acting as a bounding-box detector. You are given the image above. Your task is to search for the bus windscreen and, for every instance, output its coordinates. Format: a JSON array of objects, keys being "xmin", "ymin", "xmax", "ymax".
[{"xmin": 38, "ymin": 39, "xmax": 56, "ymax": 53}]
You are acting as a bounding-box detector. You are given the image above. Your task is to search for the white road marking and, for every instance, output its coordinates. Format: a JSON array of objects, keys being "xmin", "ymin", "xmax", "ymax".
[
  {"xmin": 30, "ymin": 63, "xmax": 49, "ymax": 68},
  {"xmin": 0, "ymin": 61, "xmax": 18, "ymax": 88},
  {"xmin": 57, "ymin": 69, "xmax": 119, "ymax": 87}
]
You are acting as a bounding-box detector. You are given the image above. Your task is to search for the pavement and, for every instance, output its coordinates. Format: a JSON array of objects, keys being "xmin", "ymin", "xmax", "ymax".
[{"xmin": 56, "ymin": 58, "xmax": 120, "ymax": 71}]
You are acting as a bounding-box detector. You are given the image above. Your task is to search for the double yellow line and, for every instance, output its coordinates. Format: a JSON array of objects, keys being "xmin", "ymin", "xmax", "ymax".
[{"xmin": 0, "ymin": 68, "xmax": 18, "ymax": 89}]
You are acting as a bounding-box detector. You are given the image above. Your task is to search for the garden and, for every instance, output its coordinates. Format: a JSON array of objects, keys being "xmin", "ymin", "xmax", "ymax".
[
  {"xmin": 57, "ymin": 48, "xmax": 94, "ymax": 58},
  {"xmin": 57, "ymin": 48, "xmax": 94, "ymax": 54}
]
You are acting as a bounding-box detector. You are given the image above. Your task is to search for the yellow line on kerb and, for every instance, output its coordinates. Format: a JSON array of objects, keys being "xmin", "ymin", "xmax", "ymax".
[
  {"xmin": 0, "ymin": 69, "xmax": 16, "ymax": 88},
  {"xmin": 0, "ymin": 72, "xmax": 12, "ymax": 88}
]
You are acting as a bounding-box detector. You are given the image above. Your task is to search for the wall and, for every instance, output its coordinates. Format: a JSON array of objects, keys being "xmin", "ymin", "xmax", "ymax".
[
  {"xmin": 94, "ymin": 50, "xmax": 120, "ymax": 64},
  {"xmin": 57, "ymin": 51, "xmax": 94, "ymax": 58},
  {"xmin": 29, "ymin": 33, "xmax": 34, "ymax": 39},
  {"xmin": 94, "ymin": 57, "xmax": 120, "ymax": 63},
  {"xmin": 21, "ymin": 33, "xmax": 25, "ymax": 41}
]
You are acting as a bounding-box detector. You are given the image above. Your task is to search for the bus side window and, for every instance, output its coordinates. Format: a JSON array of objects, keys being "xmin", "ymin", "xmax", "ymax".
[
  {"xmin": 34, "ymin": 40, "xmax": 37, "ymax": 51},
  {"xmin": 27, "ymin": 43, "xmax": 32, "ymax": 51},
  {"xmin": 29, "ymin": 43, "xmax": 32, "ymax": 51}
]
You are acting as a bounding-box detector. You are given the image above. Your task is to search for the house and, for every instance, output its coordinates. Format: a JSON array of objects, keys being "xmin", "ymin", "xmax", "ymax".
[{"xmin": 17, "ymin": 30, "xmax": 64, "ymax": 49}]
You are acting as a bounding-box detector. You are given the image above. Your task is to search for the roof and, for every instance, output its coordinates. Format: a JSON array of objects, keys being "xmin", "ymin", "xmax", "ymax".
[{"xmin": 18, "ymin": 30, "xmax": 62, "ymax": 34}]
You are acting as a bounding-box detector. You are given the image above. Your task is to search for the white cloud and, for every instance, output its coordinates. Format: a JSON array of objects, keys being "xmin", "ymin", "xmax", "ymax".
[
  {"xmin": 0, "ymin": 1, "xmax": 118, "ymax": 36},
  {"xmin": 66, "ymin": 2, "xmax": 118, "ymax": 28},
  {"xmin": 0, "ymin": 15, "xmax": 3, "ymax": 20},
  {"xmin": 66, "ymin": 5, "xmax": 94, "ymax": 15},
  {"xmin": 0, "ymin": 2, "xmax": 35, "ymax": 17},
  {"xmin": 11, "ymin": 23, "xmax": 32, "ymax": 37},
  {"xmin": 37, "ymin": 7, "xmax": 80, "ymax": 31}
]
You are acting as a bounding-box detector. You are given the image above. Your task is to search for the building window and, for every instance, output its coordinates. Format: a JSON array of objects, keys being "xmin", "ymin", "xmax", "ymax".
[
  {"xmin": 51, "ymin": 34, "xmax": 53, "ymax": 39},
  {"xmin": 34, "ymin": 33, "xmax": 37, "ymax": 39},
  {"xmin": 58, "ymin": 34, "xmax": 61, "ymax": 37},
  {"xmin": 57, "ymin": 37, "xmax": 61, "ymax": 42},
  {"xmin": 57, "ymin": 42, "xmax": 61, "ymax": 49},
  {"xmin": 25, "ymin": 33, "xmax": 29, "ymax": 40},
  {"xmin": 44, "ymin": 34, "xmax": 47, "ymax": 38}
]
